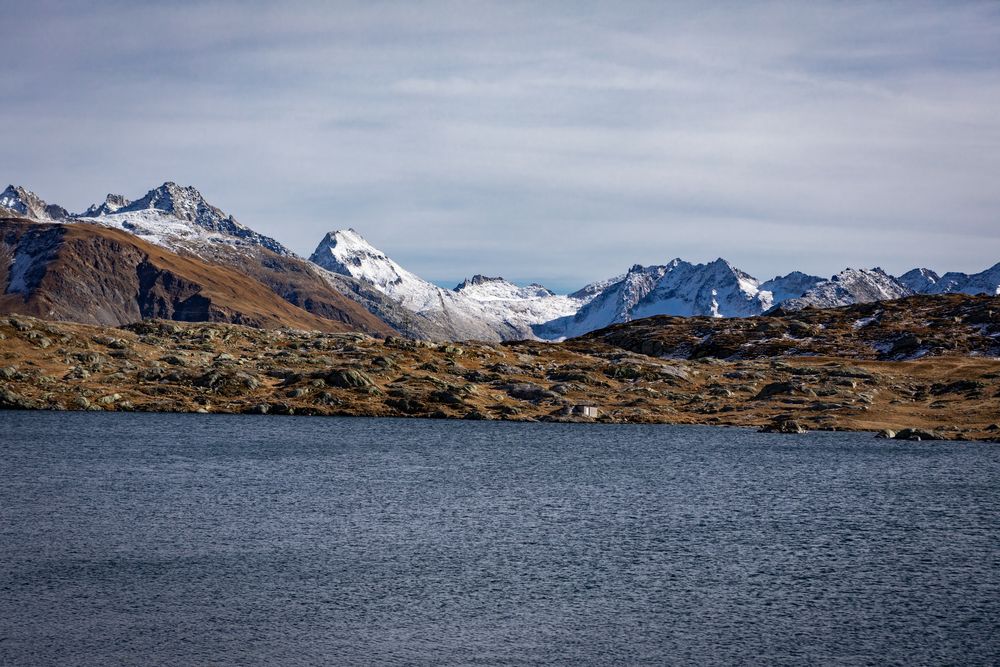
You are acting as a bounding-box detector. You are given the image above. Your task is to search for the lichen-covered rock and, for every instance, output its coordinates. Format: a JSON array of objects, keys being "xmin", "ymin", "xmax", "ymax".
[
  {"xmin": 0, "ymin": 388, "xmax": 39, "ymax": 410},
  {"xmin": 321, "ymin": 369, "xmax": 375, "ymax": 389},
  {"xmin": 195, "ymin": 370, "xmax": 260, "ymax": 396}
]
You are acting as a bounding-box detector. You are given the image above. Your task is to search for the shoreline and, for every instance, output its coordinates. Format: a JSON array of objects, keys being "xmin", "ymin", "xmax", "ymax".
[
  {"xmin": 2, "ymin": 314, "xmax": 998, "ymax": 443},
  {"xmin": 1, "ymin": 406, "xmax": 995, "ymax": 443}
]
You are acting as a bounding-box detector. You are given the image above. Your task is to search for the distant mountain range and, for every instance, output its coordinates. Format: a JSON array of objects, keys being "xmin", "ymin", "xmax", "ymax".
[{"xmin": 2, "ymin": 182, "xmax": 998, "ymax": 341}]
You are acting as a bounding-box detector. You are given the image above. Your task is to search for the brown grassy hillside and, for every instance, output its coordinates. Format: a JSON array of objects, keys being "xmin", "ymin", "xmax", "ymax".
[{"xmin": 0, "ymin": 219, "xmax": 393, "ymax": 335}]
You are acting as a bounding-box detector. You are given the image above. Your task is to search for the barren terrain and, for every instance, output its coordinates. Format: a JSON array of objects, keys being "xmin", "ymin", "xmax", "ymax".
[{"xmin": 2, "ymin": 295, "xmax": 999, "ymax": 441}]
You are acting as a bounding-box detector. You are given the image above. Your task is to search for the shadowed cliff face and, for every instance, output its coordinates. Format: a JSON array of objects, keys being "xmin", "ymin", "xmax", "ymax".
[
  {"xmin": 136, "ymin": 260, "xmax": 213, "ymax": 322},
  {"xmin": 0, "ymin": 219, "xmax": 391, "ymax": 334}
]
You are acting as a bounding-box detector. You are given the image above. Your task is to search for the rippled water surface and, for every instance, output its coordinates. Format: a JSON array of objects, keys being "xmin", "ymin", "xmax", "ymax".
[{"xmin": 1, "ymin": 411, "xmax": 998, "ymax": 665}]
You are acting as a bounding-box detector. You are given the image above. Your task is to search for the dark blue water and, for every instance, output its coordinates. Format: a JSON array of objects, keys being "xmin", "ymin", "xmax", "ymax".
[{"xmin": 1, "ymin": 412, "xmax": 998, "ymax": 666}]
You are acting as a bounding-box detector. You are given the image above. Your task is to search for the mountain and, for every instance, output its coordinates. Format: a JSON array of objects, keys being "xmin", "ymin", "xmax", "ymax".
[
  {"xmin": 0, "ymin": 185, "xmax": 69, "ymax": 221},
  {"xmin": 536, "ymin": 264, "xmax": 668, "ymax": 339},
  {"xmin": 947, "ymin": 263, "xmax": 1000, "ymax": 296},
  {"xmin": 4, "ymin": 179, "xmax": 997, "ymax": 341},
  {"xmin": 900, "ymin": 262, "xmax": 1000, "ymax": 296},
  {"xmin": 0, "ymin": 218, "xmax": 365, "ymax": 331},
  {"xmin": 77, "ymin": 181, "xmax": 291, "ymax": 257},
  {"xmin": 310, "ymin": 229, "xmax": 583, "ymax": 341},
  {"xmin": 536, "ymin": 259, "xmax": 773, "ymax": 339},
  {"xmin": 583, "ymin": 292, "xmax": 1000, "ymax": 362},
  {"xmin": 777, "ymin": 268, "xmax": 912, "ymax": 311},
  {"xmin": 898, "ymin": 268, "xmax": 940, "ymax": 293},
  {"xmin": 631, "ymin": 258, "xmax": 772, "ymax": 318},
  {"xmin": 454, "ymin": 274, "xmax": 555, "ymax": 299},
  {"xmin": 80, "ymin": 194, "xmax": 131, "ymax": 217},
  {"xmin": 5, "ymin": 183, "xmax": 393, "ymax": 336},
  {"xmin": 758, "ymin": 271, "xmax": 824, "ymax": 304}
]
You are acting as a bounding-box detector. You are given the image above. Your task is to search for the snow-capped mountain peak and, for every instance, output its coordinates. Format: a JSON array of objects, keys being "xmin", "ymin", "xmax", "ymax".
[
  {"xmin": 76, "ymin": 181, "xmax": 291, "ymax": 257},
  {"xmin": 778, "ymin": 267, "xmax": 912, "ymax": 311},
  {"xmin": 0, "ymin": 184, "xmax": 69, "ymax": 221},
  {"xmin": 310, "ymin": 229, "xmax": 584, "ymax": 341},
  {"xmin": 311, "ymin": 228, "xmax": 422, "ymax": 301},
  {"xmin": 902, "ymin": 262, "xmax": 1000, "ymax": 296},
  {"xmin": 81, "ymin": 194, "xmax": 131, "ymax": 217},
  {"xmin": 630, "ymin": 257, "xmax": 772, "ymax": 319},
  {"xmin": 758, "ymin": 271, "xmax": 824, "ymax": 304},
  {"xmin": 454, "ymin": 275, "xmax": 556, "ymax": 300},
  {"xmin": 898, "ymin": 267, "xmax": 940, "ymax": 293},
  {"xmin": 122, "ymin": 182, "xmax": 212, "ymax": 219}
]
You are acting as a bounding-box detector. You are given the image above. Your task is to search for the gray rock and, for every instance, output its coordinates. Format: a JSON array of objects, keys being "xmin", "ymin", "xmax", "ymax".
[
  {"xmin": 893, "ymin": 428, "xmax": 940, "ymax": 441},
  {"xmin": 195, "ymin": 371, "xmax": 260, "ymax": 396},
  {"xmin": 754, "ymin": 381, "xmax": 799, "ymax": 400},
  {"xmin": 503, "ymin": 382, "xmax": 561, "ymax": 403},
  {"xmin": 759, "ymin": 418, "xmax": 807, "ymax": 434},
  {"xmin": 0, "ymin": 388, "xmax": 39, "ymax": 410},
  {"xmin": 321, "ymin": 369, "xmax": 375, "ymax": 388}
]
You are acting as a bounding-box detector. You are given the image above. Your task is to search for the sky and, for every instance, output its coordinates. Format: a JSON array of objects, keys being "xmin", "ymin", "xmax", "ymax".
[{"xmin": 3, "ymin": 0, "xmax": 1000, "ymax": 292}]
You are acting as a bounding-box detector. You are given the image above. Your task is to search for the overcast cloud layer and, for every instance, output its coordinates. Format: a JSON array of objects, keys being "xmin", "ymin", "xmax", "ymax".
[{"xmin": 3, "ymin": 0, "xmax": 999, "ymax": 291}]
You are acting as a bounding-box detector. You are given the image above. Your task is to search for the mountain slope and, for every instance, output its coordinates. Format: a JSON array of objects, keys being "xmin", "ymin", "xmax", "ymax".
[
  {"xmin": 631, "ymin": 258, "xmax": 771, "ymax": 318},
  {"xmin": 72, "ymin": 183, "xmax": 393, "ymax": 336},
  {"xmin": 310, "ymin": 229, "xmax": 582, "ymax": 341},
  {"xmin": 897, "ymin": 268, "xmax": 941, "ymax": 293},
  {"xmin": 0, "ymin": 185, "xmax": 69, "ymax": 221},
  {"xmin": 902, "ymin": 262, "xmax": 1000, "ymax": 296},
  {"xmin": 0, "ymin": 218, "xmax": 366, "ymax": 331},
  {"xmin": 536, "ymin": 258, "xmax": 773, "ymax": 339},
  {"xmin": 758, "ymin": 271, "xmax": 824, "ymax": 304},
  {"xmin": 777, "ymin": 268, "xmax": 912, "ymax": 311},
  {"xmin": 77, "ymin": 182, "xmax": 291, "ymax": 257},
  {"xmin": 535, "ymin": 264, "xmax": 669, "ymax": 339}
]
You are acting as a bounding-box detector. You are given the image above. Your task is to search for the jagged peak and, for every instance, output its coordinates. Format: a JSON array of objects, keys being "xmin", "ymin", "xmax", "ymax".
[
  {"xmin": 830, "ymin": 266, "xmax": 894, "ymax": 283},
  {"xmin": 122, "ymin": 181, "xmax": 212, "ymax": 216},
  {"xmin": 1, "ymin": 184, "xmax": 37, "ymax": 204},
  {"xmin": 81, "ymin": 193, "xmax": 131, "ymax": 217},
  {"xmin": 315, "ymin": 228, "xmax": 385, "ymax": 257},
  {"xmin": 454, "ymin": 275, "xmax": 506, "ymax": 291},
  {"xmin": 0, "ymin": 184, "xmax": 68, "ymax": 220},
  {"xmin": 766, "ymin": 270, "xmax": 820, "ymax": 282}
]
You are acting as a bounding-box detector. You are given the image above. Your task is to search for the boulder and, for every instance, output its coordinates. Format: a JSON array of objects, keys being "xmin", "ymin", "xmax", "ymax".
[
  {"xmin": 0, "ymin": 388, "xmax": 39, "ymax": 410},
  {"xmin": 502, "ymin": 382, "xmax": 561, "ymax": 403},
  {"xmin": 321, "ymin": 369, "xmax": 375, "ymax": 388},
  {"xmin": 893, "ymin": 428, "xmax": 940, "ymax": 441},
  {"xmin": 195, "ymin": 370, "xmax": 261, "ymax": 396},
  {"xmin": 759, "ymin": 418, "xmax": 807, "ymax": 434},
  {"xmin": 754, "ymin": 381, "xmax": 798, "ymax": 400}
]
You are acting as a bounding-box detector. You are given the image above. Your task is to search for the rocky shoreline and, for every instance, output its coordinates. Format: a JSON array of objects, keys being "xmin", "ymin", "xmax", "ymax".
[{"xmin": 1, "ymin": 313, "xmax": 998, "ymax": 442}]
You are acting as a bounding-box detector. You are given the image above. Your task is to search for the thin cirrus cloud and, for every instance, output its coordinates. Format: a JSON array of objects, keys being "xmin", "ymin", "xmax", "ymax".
[{"xmin": 2, "ymin": 0, "xmax": 999, "ymax": 292}]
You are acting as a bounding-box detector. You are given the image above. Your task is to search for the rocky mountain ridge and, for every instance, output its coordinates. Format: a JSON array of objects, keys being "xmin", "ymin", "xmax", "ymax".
[
  {"xmin": 2, "ymin": 181, "xmax": 999, "ymax": 341},
  {"xmin": 0, "ymin": 218, "xmax": 388, "ymax": 333},
  {"xmin": 310, "ymin": 229, "xmax": 584, "ymax": 341}
]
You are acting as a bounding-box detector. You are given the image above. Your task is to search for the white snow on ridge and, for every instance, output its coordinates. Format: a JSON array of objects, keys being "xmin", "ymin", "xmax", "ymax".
[
  {"xmin": 5, "ymin": 179, "xmax": 998, "ymax": 342},
  {"xmin": 779, "ymin": 268, "xmax": 912, "ymax": 311},
  {"xmin": 74, "ymin": 182, "xmax": 292, "ymax": 261},
  {"xmin": 6, "ymin": 245, "xmax": 36, "ymax": 294},
  {"xmin": 310, "ymin": 229, "xmax": 584, "ymax": 341}
]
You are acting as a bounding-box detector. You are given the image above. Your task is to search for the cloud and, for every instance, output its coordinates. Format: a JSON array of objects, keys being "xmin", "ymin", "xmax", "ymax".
[{"xmin": 2, "ymin": 0, "xmax": 999, "ymax": 291}]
